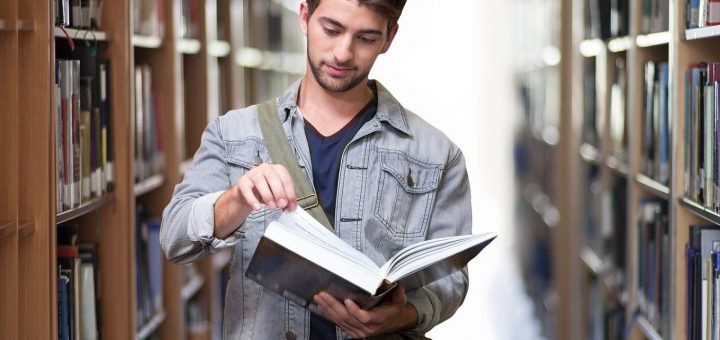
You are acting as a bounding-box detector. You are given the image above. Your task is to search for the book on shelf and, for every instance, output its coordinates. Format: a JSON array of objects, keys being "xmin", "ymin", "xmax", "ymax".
[
  {"xmin": 687, "ymin": 225, "xmax": 720, "ymax": 340},
  {"xmin": 642, "ymin": 60, "xmax": 670, "ymax": 185},
  {"xmin": 55, "ymin": 0, "xmax": 103, "ymax": 29},
  {"xmin": 642, "ymin": 0, "xmax": 669, "ymax": 33},
  {"xmin": 610, "ymin": 57, "xmax": 627, "ymax": 162},
  {"xmin": 133, "ymin": 0, "xmax": 165, "ymax": 37},
  {"xmin": 245, "ymin": 209, "xmax": 496, "ymax": 310},
  {"xmin": 687, "ymin": 0, "xmax": 720, "ymax": 28},
  {"xmin": 135, "ymin": 205, "xmax": 164, "ymax": 327},
  {"xmin": 134, "ymin": 64, "xmax": 165, "ymax": 183},
  {"xmin": 637, "ymin": 200, "xmax": 669, "ymax": 338}
]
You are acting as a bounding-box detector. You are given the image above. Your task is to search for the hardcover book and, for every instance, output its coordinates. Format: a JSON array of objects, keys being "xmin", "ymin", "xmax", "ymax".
[{"xmin": 246, "ymin": 209, "xmax": 496, "ymax": 310}]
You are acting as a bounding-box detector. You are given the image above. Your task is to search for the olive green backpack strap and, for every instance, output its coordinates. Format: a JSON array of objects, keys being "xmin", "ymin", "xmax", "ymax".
[{"xmin": 256, "ymin": 98, "xmax": 334, "ymax": 231}]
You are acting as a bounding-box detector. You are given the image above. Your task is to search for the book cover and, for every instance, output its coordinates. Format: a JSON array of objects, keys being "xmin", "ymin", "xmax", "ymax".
[{"xmin": 245, "ymin": 209, "xmax": 496, "ymax": 311}]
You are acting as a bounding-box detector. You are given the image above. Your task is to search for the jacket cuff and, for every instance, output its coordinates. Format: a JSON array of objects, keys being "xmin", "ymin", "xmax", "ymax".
[
  {"xmin": 187, "ymin": 191, "xmax": 242, "ymax": 251},
  {"xmin": 406, "ymin": 288, "xmax": 436, "ymax": 334}
]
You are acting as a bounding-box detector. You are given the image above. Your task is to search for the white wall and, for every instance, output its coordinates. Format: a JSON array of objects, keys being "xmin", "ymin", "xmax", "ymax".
[{"xmin": 370, "ymin": 2, "xmax": 541, "ymax": 338}]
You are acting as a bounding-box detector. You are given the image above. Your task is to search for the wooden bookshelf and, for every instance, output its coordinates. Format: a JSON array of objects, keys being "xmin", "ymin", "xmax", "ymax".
[
  {"xmin": 515, "ymin": 0, "xmax": 720, "ymax": 337},
  {"xmin": 0, "ymin": 0, "xmax": 305, "ymax": 339}
]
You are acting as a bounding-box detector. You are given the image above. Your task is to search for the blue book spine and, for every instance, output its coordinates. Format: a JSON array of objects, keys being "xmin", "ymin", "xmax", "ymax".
[{"xmin": 59, "ymin": 273, "xmax": 70, "ymax": 340}]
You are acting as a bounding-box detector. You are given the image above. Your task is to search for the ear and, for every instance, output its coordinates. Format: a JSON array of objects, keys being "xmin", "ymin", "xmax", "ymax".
[
  {"xmin": 380, "ymin": 23, "xmax": 399, "ymax": 54},
  {"xmin": 299, "ymin": 1, "xmax": 310, "ymax": 36}
]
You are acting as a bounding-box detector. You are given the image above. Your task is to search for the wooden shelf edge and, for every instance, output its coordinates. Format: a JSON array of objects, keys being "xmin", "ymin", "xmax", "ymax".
[
  {"xmin": 235, "ymin": 47, "xmax": 305, "ymax": 75},
  {"xmin": 579, "ymin": 143, "xmax": 602, "ymax": 165},
  {"xmin": 636, "ymin": 31, "xmax": 670, "ymax": 47},
  {"xmin": 54, "ymin": 27, "xmax": 109, "ymax": 41},
  {"xmin": 213, "ymin": 248, "xmax": 232, "ymax": 270},
  {"xmin": 208, "ymin": 40, "xmax": 231, "ymax": 58},
  {"xmin": 685, "ymin": 25, "xmax": 720, "ymax": 41},
  {"xmin": 178, "ymin": 38, "xmax": 201, "ymax": 54},
  {"xmin": 0, "ymin": 221, "xmax": 16, "ymax": 239},
  {"xmin": 18, "ymin": 221, "xmax": 34, "ymax": 238},
  {"xmin": 579, "ymin": 38, "xmax": 604, "ymax": 57},
  {"xmin": 522, "ymin": 184, "xmax": 560, "ymax": 229},
  {"xmin": 580, "ymin": 246, "xmax": 606, "ymax": 276},
  {"xmin": 634, "ymin": 174, "xmax": 670, "ymax": 200},
  {"xmin": 132, "ymin": 35, "xmax": 162, "ymax": 48},
  {"xmin": 679, "ymin": 197, "xmax": 720, "ymax": 225},
  {"xmin": 134, "ymin": 174, "xmax": 164, "ymax": 197},
  {"xmin": 607, "ymin": 36, "xmax": 633, "ymax": 52},
  {"xmin": 181, "ymin": 275, "xmax": 205, "ymax": 302},
  {"xmin": 635, "ymin": 314, "xmax": 663, "ymax": 340},
  {"xmin": 136, "ymin": 309, "xmax": 166, "ymax": 340},
  {"xmin": 56, "ymin": 194, "xmax": 112, "ymax": 224},
  {"xmin": 606, "ymin": 155, "xmax": 630, "ymax": 177}
]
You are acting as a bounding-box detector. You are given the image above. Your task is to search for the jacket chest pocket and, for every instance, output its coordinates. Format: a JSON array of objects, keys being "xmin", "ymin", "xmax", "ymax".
[
  {"xmin": 224, "ymin": 138, "xmax": 276, "ymax": 220},
  {"xmin": 373, "ymin": 151, "xmax": 442, "ymax": 238}
]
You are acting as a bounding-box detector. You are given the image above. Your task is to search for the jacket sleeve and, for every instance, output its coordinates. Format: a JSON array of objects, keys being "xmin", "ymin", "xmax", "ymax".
[
  {"xmin": 160, "ymin": 117, "xmax": 243, "ymax": 264},
  {"xmin": 406, "ymin": 148, "xmax": 472, "ymax": 334}
]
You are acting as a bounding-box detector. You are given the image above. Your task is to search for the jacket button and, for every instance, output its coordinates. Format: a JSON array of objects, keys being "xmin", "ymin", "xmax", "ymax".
[{"xmin": 284, "ymin": 330, "xmax": 296, "ymax": 340}]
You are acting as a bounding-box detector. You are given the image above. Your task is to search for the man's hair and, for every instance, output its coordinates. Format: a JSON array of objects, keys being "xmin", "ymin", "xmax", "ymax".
[{"xmin": 305, "ymin": 0, "xmax": 406, "ymax": 33}]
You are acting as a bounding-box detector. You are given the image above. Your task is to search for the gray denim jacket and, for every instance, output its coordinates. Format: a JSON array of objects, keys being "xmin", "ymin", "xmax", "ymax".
[{"xmin": 161, "ymin": 79, "xmax": 472, "ymax": 340}]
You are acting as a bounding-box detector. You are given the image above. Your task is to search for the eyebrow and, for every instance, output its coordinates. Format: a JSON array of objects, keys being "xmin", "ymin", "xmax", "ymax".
[{"xmin": 319, "ymin": 16, "xmax": 384, "ymax": 35}]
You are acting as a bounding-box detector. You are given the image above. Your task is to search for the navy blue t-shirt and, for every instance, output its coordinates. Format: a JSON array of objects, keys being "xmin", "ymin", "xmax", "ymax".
[{"xmin": 306, "ymin": 93, "xmax": 377, "ymax": 340}]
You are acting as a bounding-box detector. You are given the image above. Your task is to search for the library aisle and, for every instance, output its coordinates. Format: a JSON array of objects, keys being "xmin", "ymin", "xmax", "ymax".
[{"xmin": 373, "ymin": 1, "xmax": 544, "ymax": 339}]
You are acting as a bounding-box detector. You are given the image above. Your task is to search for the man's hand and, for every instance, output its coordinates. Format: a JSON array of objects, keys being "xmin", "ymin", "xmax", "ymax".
[
  {"xmin": 314, "ymin": 285, "xmax": 418, "ymax": 338},
  {"xmin": 214, "ymin": 163, "xmax": 297, "ymax": 239}
]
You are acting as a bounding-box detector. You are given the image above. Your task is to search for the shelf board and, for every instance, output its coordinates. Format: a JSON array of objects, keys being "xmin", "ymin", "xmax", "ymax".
[
  {"xmin": 607, "ymin": 36, "xmax": 633, "ymax": 52},
  {"xmin": 579, "ymin": 143, "xmax": 602, "ymax": 165},
  {"xmin": 208, "ymin": 40, "xmax": 231, "ymax": 58},
  {"xmin": 18, "ymin": 220, "xmax": 34, "ymax": 238},
  {"xmin": 579, "ymin": 38, "xmax": 605, "ymax": 57},
  {"xmin": 606, "ymin": 155, "xmax": 629, "ymax": 177},
  {"xmin": 132, "ymin": 35, "xmax": 163, "ymax": 48},
  {"xmin": 679, "ymin": 197, "xmax": 720, "ymax": 225},
  {"xmin": 522, "ymin": 184, "xmax": 560, "ymax": 229},
  {"xmin": 0, "ymin": 221, "xmax": 15, "ymax": 239},
  {"xmin": 685, "ymin": 25, "xmax": 720, "ymax": 40},
  {"xmin": 635, "ymin": 314, "xmax": 663, "ymax": 340},
  {"xmin": 636, "ymin": 31, "xmax": 670, "ymax": 47},
  {"xmin": 181, "ymin": 275, "xmax": 205, "ymax": 302},
  {"xmin": 213, "ymin": 248, "xmax": 232, "ymax": 270},
  {"xmin": 635, "ymin": 174, "xmax": 670, "ymax": 200},
  {"xmin": 235, "ymin": 47, "xmax": 305, "ymax": 74},
  {"xmin": 54, "ymin": 27, "xmax": 109, "ymax": 41},
  {"xmin": 136, "ymin": 309, "xmax": 166, "ymax": 340},
  {"xmin": 56, "ymin": 194, "xmax": 112, "ymax": 224},
  {"xmin": 580, "ymin": 246, "xmax": 606, "ymax": 276},
  {"xmin": 179, "ymin": 159, "xmax": 193, "ymax": 176},
  {"xmin": 134, "ymin": 174, "xmax": 164, "ymax": 197},
  {"xmin": 178, "ymin": 38, "xmax": 201, "ymax": 54}
]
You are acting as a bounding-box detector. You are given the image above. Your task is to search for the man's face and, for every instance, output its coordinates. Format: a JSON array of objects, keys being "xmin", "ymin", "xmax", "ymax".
[{"xmin": 300, "ymin": 0, "xmax": 397, "ymax": 93}]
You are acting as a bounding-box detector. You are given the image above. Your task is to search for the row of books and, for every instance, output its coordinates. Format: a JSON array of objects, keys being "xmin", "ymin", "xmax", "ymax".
[
  {"xmin": 54, "ymin": 53, "xmax": 114, "ymax": 212},
  {"xmin": 135, "ymin": 205, "xmax": 164, "ymax": 329},
  {"xmin": 180, "ymin": 0, "xmax": 201, "ymax": 39},
  {"xmin": 610, "ymin": 57, "xmax": 628, "ymax": 163},
  {"xmin": 133, "ymin": 0, "xmax": 165, "ymax": 38},
  {"xmin": 686, "ymin": 0, "xmax": 720, "ymax": 29},
  {"xmin": 583, "ymin": 58, "xmax": 600, "ymax": 147},
  {"xmin": 55, "ymin": 0, "xmax": 103, "ymax": 29},
  {"xmin": 636, "ymin": 200, "xmax": 670, "ymax": 338},
  {"xmin": 57, "ymin": 225, "xmax": 102, "ymax": 340},
  {"xmin": 688, "ymin": 225, "xmax": 720, "ymax": 340},
  {"xmin": 642, "ymin": 60, "xmax": 670, "ymax": 186},
  {"xmin": 134, "ymin": 64, "xmax": 165, "ymax": 183},
  {"xmin": 586, "ymin": 278, "xmax": 626, "ymax": 340},
  {"xmin": 584, "ymin": 0, "xmax": 629, "ymax": 40},
  {"xmin": 685, "ymin": 62, "xmax": 720, "ymax": 210},
  {"xmin": 642, "ymin": 0, "xmax": 670, "ymax": 33}
]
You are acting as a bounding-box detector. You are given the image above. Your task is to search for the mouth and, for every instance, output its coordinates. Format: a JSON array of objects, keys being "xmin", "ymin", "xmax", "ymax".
[{"xmin": 324, "ymin": 64, "xmax": 354, "ymax": 77}]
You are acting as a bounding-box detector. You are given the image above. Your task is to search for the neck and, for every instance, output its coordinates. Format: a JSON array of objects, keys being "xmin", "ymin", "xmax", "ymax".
[{"xmin": 297, "ymin": 73, "xmax": 373, "ymax": 122}]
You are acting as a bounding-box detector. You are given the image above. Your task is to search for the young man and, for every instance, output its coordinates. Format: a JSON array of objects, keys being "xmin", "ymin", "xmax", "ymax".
[{"xmin": 161, "ymin": 0, "xmax": 473, "ymax": 338}]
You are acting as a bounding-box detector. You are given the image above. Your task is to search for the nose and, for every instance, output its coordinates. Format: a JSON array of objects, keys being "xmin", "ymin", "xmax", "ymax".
[{"xmin": 333, "ymin": 35, "xmax": 353, "ymax": 66}]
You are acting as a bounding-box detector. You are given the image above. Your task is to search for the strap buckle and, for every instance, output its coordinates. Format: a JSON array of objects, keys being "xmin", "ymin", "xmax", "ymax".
[{"xmin": 297, "ymin": 194, "xmax": 319, "ymax": 210}]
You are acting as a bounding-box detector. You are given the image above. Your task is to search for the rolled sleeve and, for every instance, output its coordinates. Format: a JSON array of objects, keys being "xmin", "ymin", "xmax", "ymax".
[{"xmin": 187, "ymin": 190, "xmax": 243, "ymax": 252}]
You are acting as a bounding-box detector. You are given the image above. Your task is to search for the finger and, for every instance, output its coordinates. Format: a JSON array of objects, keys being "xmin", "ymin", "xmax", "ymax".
[
  {"xmin": 262, "ymin": 168, "xmax": 289, "ymax": 209},
  {"xmin": 273, "ymin": 165, "xmax": 297, "ymax": 210},
  {"xmin": 315, "ymin": 294, "xmax": 361, "ymax": 335},
  {"xmin": 389, "ymin": 285, "xmax": 407, "ymax": 305},
  {"xmin": 344, "ymin": 298, "xmax": 372, "ymax": 324},
  {"xmin": 237, "ymin": 178, "xmax": 263, "ymax": 211},
  {"xmin": 248, "ymin": 172, "xmax": 277, "ymax": 209}
]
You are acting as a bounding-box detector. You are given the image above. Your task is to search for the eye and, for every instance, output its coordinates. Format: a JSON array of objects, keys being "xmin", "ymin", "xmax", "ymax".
[
  {"xmin": 323, "ymin": 27, "xmax": 340, "ymax": 36},
  {"xmin": 358, "ymin": 36, "xmax": 377, "ymax": 45}
]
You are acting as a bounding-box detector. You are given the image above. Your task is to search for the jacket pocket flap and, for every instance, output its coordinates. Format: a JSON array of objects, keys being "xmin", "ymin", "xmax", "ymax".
[
  {"xmin": 224, "ymin": 138, "xmax": 266, "ymax": 168},
  {"xmin": 380, "ymin": 152, "xmax": 442, "ymax": 194}
]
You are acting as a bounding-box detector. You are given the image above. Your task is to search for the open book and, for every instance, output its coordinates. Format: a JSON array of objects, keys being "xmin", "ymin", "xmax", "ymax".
[{"xmin": 245, "ymin": 208, "xmax": 497, "ymax": 309}]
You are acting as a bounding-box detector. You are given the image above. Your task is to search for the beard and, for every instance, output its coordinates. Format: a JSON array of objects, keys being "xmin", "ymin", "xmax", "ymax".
[{"xmin": 307, "ymin": 48, "xmax": 369, "ymax": 93}]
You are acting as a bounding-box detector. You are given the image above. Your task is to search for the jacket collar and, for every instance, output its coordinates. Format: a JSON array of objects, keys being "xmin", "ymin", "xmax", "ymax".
[{"xmin": 276, "ymin": 79, "xmax": 413, "ymax": 137}]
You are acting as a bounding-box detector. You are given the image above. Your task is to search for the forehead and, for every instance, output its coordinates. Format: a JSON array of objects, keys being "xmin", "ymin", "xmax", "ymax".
[{"xmin": 312, "ymin": 0, "xmax": 389, "ymax": 31}]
